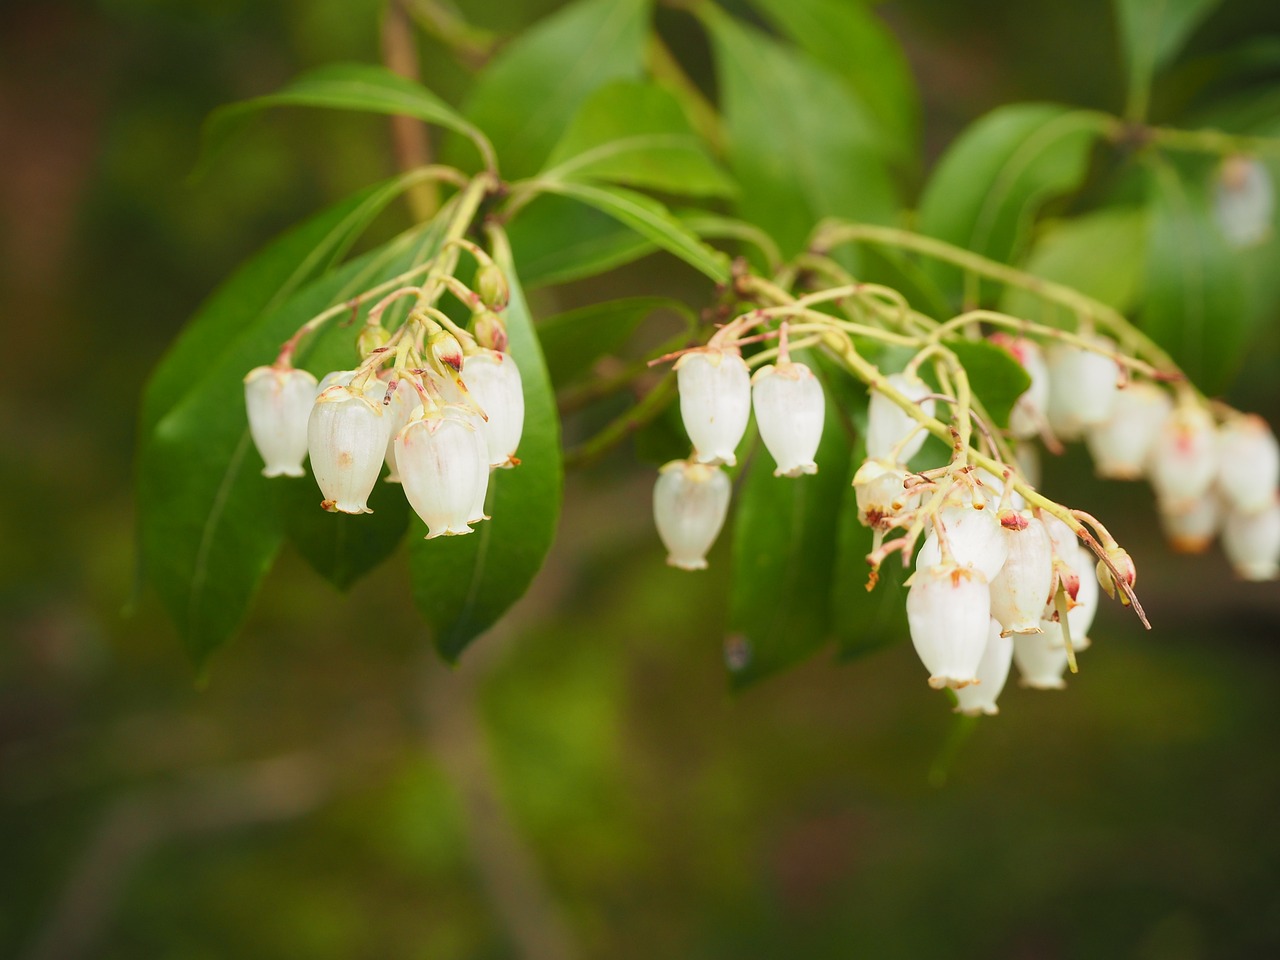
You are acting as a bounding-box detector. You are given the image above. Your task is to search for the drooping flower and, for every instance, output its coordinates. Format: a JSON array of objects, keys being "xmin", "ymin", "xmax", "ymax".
[
  {"xmin": 853, "ymin": 459, "xmax": 918, "ymax": 531},
  {"xmin": 1066, "ymin": 544, "xmax": 1099, "ymax": 650},
  {"xmin": 1148, "ymin": 402, "xmax": 1218, "ymax": 511},
  {"xmin": 1213, "ymin": 155, "xmax": 1274, "ymax": 249},
  {"xmin": 906, "ymin": 563, "xmax": 992, "ymax": 689},
  {"xmin": 953, "ymin": 620, "xmax": 1015, "ymax": 716},
  {"xmin": 1159, "ymin": 492, "xmax": 1220, "ymax": 554},
  {"xmin": 1045, "ymin": 337, "xmax": 1120, "ymax": 441},
  {"xmin": 989, "ymin": 512, "xmax": 1054, "ymax": 635},
  {"xmin": 244, "ymin": 365, "xmax": 318, "ymax": 477},
  {"xmin": 866, "ymin": 372, "xmax": 935, "ymax": 462},
  {"xmin": 1217, "ymin": 414, "xmax": 1280, "ymax": 514},
  {"xmin": 653, "ymin": 460, "xmax": 732, "ymax": 570},
  {"xmin": 308, "ymin": 384, "xmax": 389, "ymax": 514},
  {"xmin": 378, "ymin": 376, "xmax": 419, "ymax": 483},
  {"xmin": 752, "ymin": 360, "xmax": 824, "ymax": 477},
  {"xmin": 1084, "ymin": 382, "xmax": 1172, "ymax": 480},
  {"xmin": 675, "ymin": 347, "xmax": 751, "ymax": 466},
  {"xmin": 915, "ymin": 503, "xmax": 1008, "ymax": 581},
  {"xmin": 396, "ymin": 407, "xmax": 488, "ymax": 538},
  {"xmin": 1013, "ymin": 620, "xmax": 1070, "ymax": 690},
  {"xmin": 463, "ymin": 350, "xmax": 525, "ymax": 468},
  {"xmin": 1222, "ymin": 500, "xmax": 1280, "ymax": 581}
]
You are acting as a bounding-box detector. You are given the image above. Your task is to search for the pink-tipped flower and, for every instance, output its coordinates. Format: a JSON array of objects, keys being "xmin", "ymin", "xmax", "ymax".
[
  {"xmin": 653, "ymin": 460, "xmax": 731, "ymax": 570},
  {"xmin": 989, "ymin": 512, "xmax": 1054, "ymax": 635},
  {"xmin": 1085, "ymin": 382, "xmax": 1172, "ymax": 480},
  {"xmin": 1095, "ymin": 545, "xmax": 1136, "ymax": 604},
  {"xmin": 378, "ymin": 377, "xmax": 419, "ymax": 483},
  {"xmin": 1148, "ymin": 403, "xmax": 1218, "ymax": 511},
  {"xmin": 1066, "ymin": 544, "xmax": 1099, "ymax": 649},
  {"xmin": 1013, "ymin": 621, "xmax": 1070, "ymax": 689},
  {"xmin": 244, "ymin": 365, "xmax": 318, "ymax": 477},
  {"xmin": 916, "ymin": 504, "xmax": 1008, "ymax": 581},
  {"xmin": 1223, "ymin": 500, "xmax": 1280, "ymax": 581},
  {"xmin": 1045, "ymin": 336, "xmax": 1119, "ymax": 441},
  {"xmin": 1159, "ymin": 492, "xmax": 1220, "ymax": 554},
  {"xmin": 463, "ymin": 350, "xmax": 525, "ymax": 468},
  {"xmin": 675, "ymin": 347, "xmax": 751, "ymax": 466},
  {"xmin": 396, "ymin": 408, "xmax": 487, "ymax": 538},
  {"xmin": 953, "ymin": 620, "xmax": 1015, "ymax": 716},
  {"xmin": 752, "ymin": 360, "xmax": 824, "ymax": 477},
  {"xmin": 1217, "ymin": 414, "xmax": 1280, "ymax": 514},
  {"xmin": 906, "ymin": 563, "xmax": 992, "ymax": 689},
  {"xmin": 866, "ymin": 372, "xmax": 935, "ymax": 462},
  {"xmin": 1213, "ymin": 156, "xmax": 1274, "ymax": 249},
  {"xmin": 991, "ymin": 335, "xmax": 1049, "ymax": 441},
  {"xmin": 308, "ymin": 384, "xmax": 389, "ymax": 514},
  {"xmin": 852, "ymin": 459, "xmax": 918, "ymax": 531}
]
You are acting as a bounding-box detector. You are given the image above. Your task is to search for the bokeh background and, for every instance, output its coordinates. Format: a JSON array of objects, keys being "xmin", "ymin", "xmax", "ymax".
[{"xmin": 4, "ymin": 1, "xmax": 1280, "ymax": 957}]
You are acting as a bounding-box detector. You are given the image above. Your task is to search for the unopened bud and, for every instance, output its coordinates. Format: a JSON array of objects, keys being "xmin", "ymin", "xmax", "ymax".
[
  {"xmin": 473, "ymin": 310, "xmax": 509, "ymax": 353},
  {"xmin": 356, "ymin": 323, "xmax": 391, "ymax": 359},
  {"xmin": 1096, "ymin": 546, "xmax": 1136, "ymax": 604},
  {"xmin": 428, "ymin": 329, "xmax": 465, "ymax": 374},
  {"xmin": 476, "ymin": 263, "xmax": 510, "ymax": 311}
]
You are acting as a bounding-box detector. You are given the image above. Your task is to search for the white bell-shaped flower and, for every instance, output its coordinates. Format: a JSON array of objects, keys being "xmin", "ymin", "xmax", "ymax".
[
  {"xmin": 1013, "ymin": 621, "xmax": 1069, "ymax": 690},
  {"xmin": 1148, "ymin": 403, "xmax": 1218, "ymax": 511},
  {"xmin": 1066, "ymin": 544, "xmax": 1099, "ymax": 649},
  {"xmin": 916, "ymin": 503, "xmax": 1008, "ymax": 581},
  {"xmin": 244, "ymin": 365, "xmax": 318, "ymax": 477},
  {"xmin": 752, "ymin": 360, "xmax": 824, "ymax": 477},
  {"xmin": 993, "ymin": 335, "xmax": 1050, "ymax": 441},
  {"xmin": 454, "ymin": 406, "xmax": 492, "ymax": 524},
  {"xmin": 378, "ymin": 377, "xmax": 419, "ymax": 483},
  {"xmin": 989, "ymin": 513, "xmax": 1054, "ymax": 635},
  {"xmin": 852, "ymin": 459, "xmax": 917, "ymax": 530},
  {"xmin": 1213, "ymin": 156, "xmax": 1274, "ymax": 249},
  {"xmin": 1217, "ymin": 414, "xmax": 1280, "ymax": 514},
  {"xmin": 953, "ymin": 620, "xmax": 1014, "ymax": 716},
  {"xmin": 1045, "ymin": 337, "xmax": 1119, "ymax": 440},
  {"xmin": 653, "ymin": 460, "xmax": 731, "ymax": 570},
  {"xmin": 906, "ymin": 563, "xmax": 991, "ymax": 689},
  {"xmin": 675, "ymin": 347, "xmax": 751, "ymax": 466},
  {"xmin": 463, "ymin": 350, "xmax": 525, "ymax": 469},
  {"xmin": 307, "ymin": 384, "xmax": 389, "ymax": 514},
  {"xmin": 1223, "ymin": 500, "xmax": 1280, "ymax": 581},
  {"xmin": 1159, "ymin": 492, "xmax": 1220, "ymax": 554},
  {"xmin": 397, "ymin": 408, "xmax": 487, "ymax": 538},
  {"xmin": 1085, "ymin": 382, "xmax": 1172, "ymax": 480},
  {"xmin": 866, "ymin": 372, "xmax": 935, "ymax": 462}
]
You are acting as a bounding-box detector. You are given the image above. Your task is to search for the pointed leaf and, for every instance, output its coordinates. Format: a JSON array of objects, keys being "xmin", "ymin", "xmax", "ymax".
[
  {"xmin": 506, "ymin": 193, "xmax": 658, "ymax": 288},
  {"xmin": 1115, "ymin": 0, "xmax": 1223, "ymax": 111}
]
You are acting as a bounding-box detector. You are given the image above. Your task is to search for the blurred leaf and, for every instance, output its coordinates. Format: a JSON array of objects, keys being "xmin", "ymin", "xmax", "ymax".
[
  {"xmin": 538, "ymin": 180, "xmax": 731, "ymax": 281},
  {"xmin": 747, "ymin": 0, "xmax": 918, "ymax": 160},
  {"xmin": 507, "ymin": 194, "xmax": 658, "ymax": 288},
  {"xmin": 1000, "ymin": 207, "xmax": 1148, "ymax": 325},
  {"xmin": 408, "ymin": 237, "xmax": 563, "ymax": 661},
  {"xmin": 456, "ymin": 0, "xmax": 650, "ymax": 179},
  {"xmin": 702, "ymin": 5, "xmax": 897, "ymax": 260},
  {"xmin": 917, "ymin": 103, "xmax": 1104, "ymax": 306},
  {"xmin": 539, "ymin": 297, "xmax": 683, "ymax": 385},
  {"xmin": 727, "ymin": 380, "xmax": 853, "ymax": 689},
  {"xmin": 632, "ymin": 394, "xmax": 689, "ymax": 466},
  {"xmin": 1115, "ymin": 0, "xmax": 1222, "ymax": 116},
  {"xmin": 942, "ymin": 338, "xmax": 1033, "ymax": 429},
  {"xmin": 1142, "ymin": 159, "xmax": 1247, "ymax": 393},
  {"xmin": 200, "ymin": 63, "xmax": 492, "ymax": 174},
  {"xmin": 542, "ymin": 81, "xmax": 735, "ymax": 197}
]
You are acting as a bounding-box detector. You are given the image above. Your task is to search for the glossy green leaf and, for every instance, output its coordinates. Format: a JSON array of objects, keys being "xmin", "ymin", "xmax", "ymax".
[
  {"xmin": 703, "ymin": 6, "xmax": 897, "ymax": 261},
  {"xmin": 746, "ymin": 0, "xmax": 918, "ymax": 160},
  {"xmin": 455, "ymin": 0, "xmax": 650, "ymax": 179},
  {"xmin": 541, "ymin": 81, "xmax": 735, "ymax": 197},
  {"xmin": 506, "ymin": 194, "xmax": 658, "ymax": 289},
  {"xmin": 538, "ymin": 297, "xmax": 684, "ymax": 386},
  {"xmin": 1115, "ymin": 0, "xmax": 1222, "ymax": 115},
  {"xmin": 408, "ymin": 236, "xmax": 563, "ymax": 661},
  {"xmin": 538, "ymin": 180, "xmax": 731, "ymax": 282},
  {"xmin": 942, "ymin": 338, "xmax": 1033, "ymax": 430},
  {"xmin": 1000, "ymin": 207, "xmax": 1148, "ymax": 326},
  {"xmin": 916, "ymin": 103, "xmax": 1104, "ymax": 306},
  {"xmin": 1141, "ymin": 159, "xmax": 1247, "ymax": 393},
  {"xmin": 199, "ymin": 63, "xmax": 492, "ymax": 175}
]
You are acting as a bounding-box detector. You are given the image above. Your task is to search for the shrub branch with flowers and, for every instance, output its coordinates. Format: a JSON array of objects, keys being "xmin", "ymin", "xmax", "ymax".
[{"xmin": 137, "ymin": 0, "xmax": 1280, "ymax": 716}]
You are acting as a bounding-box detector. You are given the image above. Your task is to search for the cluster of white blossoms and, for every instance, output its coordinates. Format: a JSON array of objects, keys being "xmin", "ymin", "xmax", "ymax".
[{"xmin": 243, "ymin": 250, "xmax": 525, "ymax": 538}]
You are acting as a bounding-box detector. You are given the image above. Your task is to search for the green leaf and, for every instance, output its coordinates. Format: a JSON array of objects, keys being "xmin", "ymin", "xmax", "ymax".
[
  {"xmin": 916, "ymin": 103, "xmax": 1105, "ymax": 307},
  {"xmin": 506, "ymin": 194, "xmax": 658, "ymax": 289},
  {"xmin": 1115, "ymin": 0, "xmax": 1222, "ymax": 117},
  {"xmin": 541, "ymin": 80, "xmax": 735, "ymax": 197},
  {"xmin": 746, "ymin": 0, "xmax": 919, "ymax": 160},
  {"xmin": 455, "ymin": 0, "xmax": 650, "ymax": 179},
  {"xmin": 199, "ymin": 63, "xmax": 493, "ymax": 175},
  {"xmin": 702, "ymin": 6, "xmax": 897, "ymax": 260},
  {"xmin": 538, "ymin": 296, "xmax": 684, "ymax": 386},
  {"xmin": 538, "ymin": 180, "xmax": 731, "ymax": 282},
  {"xmin": 408, "ymin": 236, "xmax": 564, "ymax": 661},
  {"xmin": 942, "ymin": 338, "xmax": 1033, "ymax": 430},
  {"xmin": 727, "ymin": 381, "xmax": 854, "ymax": 689},
  {"xmin": 1141, "ymin": 159, "xmax": 1247, "ymax": 393}
]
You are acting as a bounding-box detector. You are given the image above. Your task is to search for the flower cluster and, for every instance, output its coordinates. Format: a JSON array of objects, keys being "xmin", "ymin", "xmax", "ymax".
[{"xmin": 243, "ymin": 246, "xmax": 525, "ymax": 538}]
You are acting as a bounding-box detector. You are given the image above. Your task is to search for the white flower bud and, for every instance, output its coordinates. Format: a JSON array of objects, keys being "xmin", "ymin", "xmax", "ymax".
[
  {"xmin": 1013, "ymin": 620, "xmax": 1070, "ymax": 689},
  {"xmin": 1217, "ymin": 414, "xmax": 1280, "ymax": 514},
  {"xmin": 906, "ymin": 564, "xmax": 992, "ymax": 689},
  {"xmin": 653, "ymin": 460, "xmax": 731, "ymax": 570},
  {"xmin": 866, "ymin": 372, "xmax": 935, "ymax": 462},
  {"xmin": 991, "ymin": 335, "xmax": 1049, "ymax": 440},
  {"xmin": 1223, "ymin": 500, "xmax": 1280, "ymax": 581},
  {"xmin": 1213, "ymin": 156, "xmax": 1274, "ymax": 249},
  {"xmin": 916, "ymin": 503, "xmax": 1008, "ymax": 581},
  {"xmin": 953, "ymin": 620, "xmax": 1014, "ymax": 716},
  {"xmin": 378, "ymin": 377, "xmax": 419, "ymax": 483},
  {"xmin": 1045, "ymin": 337, "xmax": 1120, "ymax": 441},
  {"xmin": 1148, "ymin": 403, "xmax": 1218, "ymax": 511},
  {"xmin": 244, "ymin": 365, "xmax": 318, "ymax": 477},
  {"xmin": 852, "ymin": 459, "xmax": 918, "ymax": 530},
  {"xmin": 1084, "ymin": 382, "xmax": 1172, "ymax": 480},
  {"xmin": 463, "ymin": 350, "xmax": 525, "ymax": 469},
  {"xmin": 675, "ymin": 348, "xmax": 751, "ymax": 466},
  {"xmin": 1159, "ymin": 492, "xmax": 1220, "ymax": 554},
  {"xmin": 307, "ymin": 385, "xmax": 389, "ymax": 514},
  {"xmin": 397, "ymin": 408, "xmax": 487, "ymax": 538},
  {"xmin": 989, "ymin": 513, "xmax": 1054, "ymax": 635},
  {"xmin": 751, "ymin": 360, "xmax": 824, "ymax": 477}
]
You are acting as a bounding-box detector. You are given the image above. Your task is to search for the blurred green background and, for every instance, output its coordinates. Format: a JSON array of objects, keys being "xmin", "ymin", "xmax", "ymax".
[{"xmin": 3, "ymin": 1, "xmax": 1280, "ymax": 957}]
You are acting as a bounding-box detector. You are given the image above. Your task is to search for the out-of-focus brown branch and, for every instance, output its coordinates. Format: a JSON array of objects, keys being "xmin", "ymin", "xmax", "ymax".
[{"xmin": 381, "ymin": 0, "xmax": 439, "ymax": 220}]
